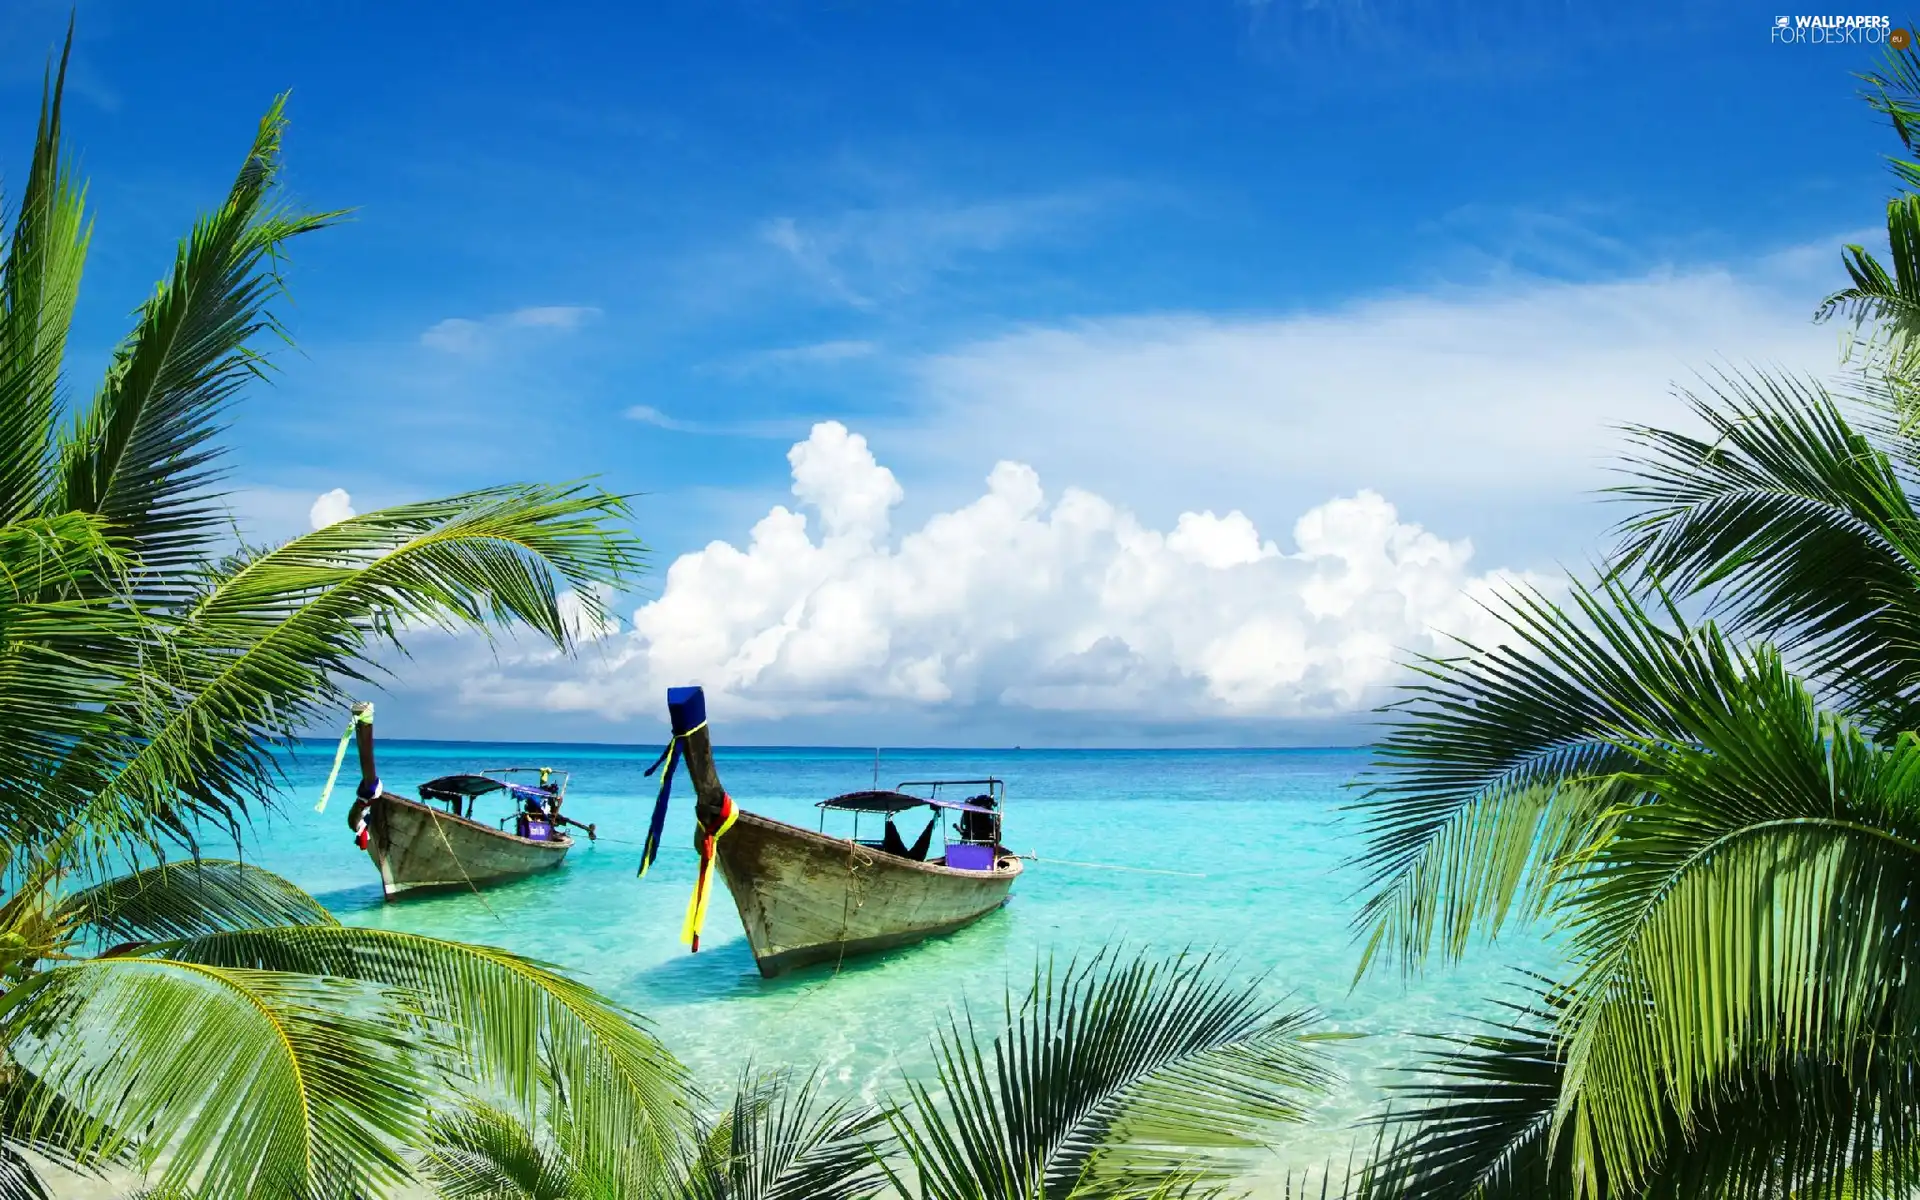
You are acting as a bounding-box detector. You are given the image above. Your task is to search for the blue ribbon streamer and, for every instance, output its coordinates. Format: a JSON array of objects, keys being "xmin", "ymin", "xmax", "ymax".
[{"xmin": 637, "ymin": 686, "xmax": 711, "ymax": 878}]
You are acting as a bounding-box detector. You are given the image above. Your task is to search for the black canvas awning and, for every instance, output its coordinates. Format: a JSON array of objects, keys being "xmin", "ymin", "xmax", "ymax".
[{"xmin": 419, "ymin": 774, "xmax": 507, "ymax": 802}]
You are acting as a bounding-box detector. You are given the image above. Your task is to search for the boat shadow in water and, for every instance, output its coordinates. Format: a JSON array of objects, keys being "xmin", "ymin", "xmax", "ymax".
[{"xmin": 632, "ymin": 897, "xmax": 1017, "ymax": 1000}]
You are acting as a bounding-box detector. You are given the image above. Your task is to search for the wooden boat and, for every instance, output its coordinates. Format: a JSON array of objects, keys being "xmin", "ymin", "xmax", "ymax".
[
  {"xmin": 667, "ymin": 686, "xmax": 1021, "ymax": 976},
  {"xmin": 342, "ymin": 701, "xmax": 590, "ymax": 899}
]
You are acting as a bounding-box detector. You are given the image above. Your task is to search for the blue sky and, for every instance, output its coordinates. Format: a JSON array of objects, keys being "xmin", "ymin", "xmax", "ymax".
[{"xmin": 0, "ymin": 1, "xmax": 1903, "ymax": 743}]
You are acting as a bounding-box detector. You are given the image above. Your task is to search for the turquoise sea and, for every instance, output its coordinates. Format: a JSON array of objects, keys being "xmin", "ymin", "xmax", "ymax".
[{"xmin": 245, "ymin": 740, "xmax": 1554, "ymax": 1182}]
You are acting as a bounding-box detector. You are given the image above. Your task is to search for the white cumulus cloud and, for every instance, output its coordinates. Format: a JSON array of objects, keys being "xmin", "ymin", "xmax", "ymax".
[
  {"xmin": 469, "ymin": 422, "xmax": 1548, "ymax": 728},
  {"xmin": 308, "ymin": 488, "xmax": 355, "ymax": 530}
]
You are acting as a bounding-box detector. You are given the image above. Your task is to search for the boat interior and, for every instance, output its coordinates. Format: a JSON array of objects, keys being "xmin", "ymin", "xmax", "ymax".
[
  {"xmin": 418, "ymin": 767, "xmax": 576, "ymax": 842},
  {"xmin": 817, "ymin": 777, "xmax": 1006, "ymax": 870}
]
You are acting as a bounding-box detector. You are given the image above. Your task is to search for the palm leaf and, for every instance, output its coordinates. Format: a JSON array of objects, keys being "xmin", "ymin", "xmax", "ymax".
[
  {"xmin": 0, "ymin": 957, "xmax": 430, "ymax": 1199},
  {"xmin": 35, "ymin": 483, "xmax": 642, "ymax": 872},
  {"xmin": 1364, "ymin": 985, "xmax": 1572, "ymax": 1200},
  {"xmin": 888, "ymin": 950, "xmax": 1333, "ymax": 1200},
  {"xmin": 51, "ymin": 93, "xmax": 340, "ymax": 597},
  {"xmin": 1348, "ymin": 578, "xmax": 1718, "ymax": 977},
  {"xmin": 1607, "ymin": 369, "xmax": 1920, "ymax": 728},
  {"xmin": 0, "ymin": 21, "xmax": 89, "ymax": 527},
  {"xmin": 54, "ymin": 859, "xmax": 336, "ymax": 948},
  {"xmin": 151, "ymin": 925, "xmax": 693, "ymax": 1177},
  {"xmin": 421, "ymin": 1101, "xmax": 599, "ymax": 1200},
  {"xmin": 679, "ymin": 1068, "xmax": 887, "ymax": 1200},
  {"xmin": 1549, "ymin": 655, "xmax": 1920, "ymax": 1194}
]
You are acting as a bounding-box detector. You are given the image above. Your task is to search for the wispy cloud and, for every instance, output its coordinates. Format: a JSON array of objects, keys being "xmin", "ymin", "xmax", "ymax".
[
  {"xmin": 624, "ymin": 405, "xmax": 799, "ymax": 438},
  {"xmin": 709, "ymin": 339, "xmax": 883, "ymax": 377},
  {"xmin": 759, "ymin": 189, "xmax": 1119, "ymax": 308},
  {"xmin": 420, "ymin": 304, "xmax": 602, "ymax": 354}
]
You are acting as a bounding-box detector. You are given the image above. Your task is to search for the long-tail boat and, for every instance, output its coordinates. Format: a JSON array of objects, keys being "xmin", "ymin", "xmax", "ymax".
[
  {"xmin": 335, "ymin": 701, "xmax": 592, "ymax": 899},
  {"xmin": 646, "ymin": 686, "xmax": 1021, "ymax": 976}
]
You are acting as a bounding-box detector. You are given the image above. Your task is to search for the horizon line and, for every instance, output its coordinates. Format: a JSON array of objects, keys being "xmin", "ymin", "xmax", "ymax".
[{"xmin": 286, "ymin": 735, "xmax": 1373, "ymax": 753}]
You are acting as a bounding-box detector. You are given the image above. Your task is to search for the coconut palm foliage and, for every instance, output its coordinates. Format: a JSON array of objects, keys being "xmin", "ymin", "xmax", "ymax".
[
  {"xmin": 887, "ymin": 951, "xmax": 1337, "ymax": 1200},
  {"xmin": 1819, "ymin": 43, "xmax": 1920, "ymax": 383},
  {"xmin": 1345, "ymin": 40, "xmax": 1920, "ymax": 1199},
  {"xmin": 421, "ymin": 1068, "xmax": 886, "ymax": 1200},
  {"xmin": 1352, "ymin": 576, "xmax": 1920, "ymax": 1195},
  {"xmin": 0, "ymin": 33, "xmax": 689, "ymax": 1199}
]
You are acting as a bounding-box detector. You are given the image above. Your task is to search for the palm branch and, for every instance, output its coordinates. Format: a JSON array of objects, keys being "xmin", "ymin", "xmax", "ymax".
[
  {"xmin": 1347, "ymin": 577, "xmax": 1719, "ymax": 978},
  {"xmin": 0, "ymin": 956, "xmax": 429, "ymax": 1198},
  {"xmin": 0, "ymin": 23, "xmax": 88, "ymax": 529},
  {"xmin": 887, "ymin": 950, "xmax": 1335, "ymax": 1200},
  {"xmin": 678, "ymin": 1068, "xmax": 887, "ymax": 1200},
  {"xmin": 421, "ymin": 1069, "xmax": 885, "ymax": 1200},
  {"xmin": 1607, "ymin": 369, "xmax": 1920, "ymax": 728},
  {"xmin": 53, "ymin": 859, "xmax": 335, "ymax": 948},
  {"xmin": 1540, "ymin": 649, "xmax": 1920, "ymax": 1195},
  {"xmin": 151, "ymin": 926, "xmax": 693, "ymax": 1178},
  {"xmin": 36, "ymin": 482, "xmax": 642, "ymax": 870}
]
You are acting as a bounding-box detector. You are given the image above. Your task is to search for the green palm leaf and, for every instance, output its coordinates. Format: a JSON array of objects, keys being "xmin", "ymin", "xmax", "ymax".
[
  {"xmin": 1608, "ymin": 370, "xmax": 1920, "ymax": 727},
  {"xmin": 1549, "ymin": 653, "xmax": 1920, "ymax": 1194},
  {"xmin": 39, "ymin": 482, "xmax": 642, "ymax": 870},
  {"xmin": 1364, "ymin": 986, "xmax": 1571, "ymax": 1200},
  {"xmin": 54, "ymin": 859, "xmax": 336, "ymax": 948},
  {"xmin": 50, "ymin": 93, "xmax": 340, "ymax": 596},
  {"xmin": 1, "ymin": 957, "xmax": 429, "ymax": 1199},
  {"xmin": 0, "ymin": 22, "xmax": 89, "ymax": 527},
  {"xmin": 888, "ymin": 950, "xmax": 1333, "ymax": 1200},
  {"xmin": 422, "ymin": 1069, "xmax": 886, "ymax": 1200},
  {"xmin": 153, "ymin": 925, "xmax": 693, "ymax": 1178},
  {"xmin": 679, "ymin": 1068, "xmax": 887, "ymax": 1200},
  {"xmin": 1349, "ymin": 578, "xmax": 1715, "ymax": 977},
  {"xmin": 422, "ymin": 1102, "xmax": 600, "ymax": 1200}
]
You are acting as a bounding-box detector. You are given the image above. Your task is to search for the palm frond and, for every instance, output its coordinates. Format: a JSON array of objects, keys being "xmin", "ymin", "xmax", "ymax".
[
  {"xmin": 0, "ymin": 22, "xmax": 90, "ymax": 526},
  {"xmin": 51, "ymin": 93, "xmax": 341, "ymax": 598},
  {"xmin": 1607, "ymin": 369, "xmax": 1920, "ymax": 728},
  {"xmin": 1349, "ymin": 578, "xmax": 1719, "ymax": 977},
  {"xmin": 421, "ymin": 1101, "xmax": 600, "ymax": 1200},
  {"xmin": 152, "ymin": 925, "xmax": 693, "ymax": 1176},
  {"xmin": 888, "ymin": 950, "xmax": 1333, "ymax": 1200},
  {"xmin": 1858, "ymin": 42, "xmax": 1920, "ymax": 192},
  {"xmin": 1549, "ymin": 656, "xmax": 1920, "ymax": 1193},
  {"xmin": 54, "ymin": 859, "xmax": 336, "ymax": 948},
  {"xmin": 35, "ymin": 483, "xmax": 642, "ymax": 871},
  {"xmin": 680, "ymin": 1068, "xmax": 887, "ymax": 1200},
  {"xmin": 0, "ymin": 957, "xmax": 429, "ymax": 1199},
  {"xmin": 1365, "ymin": 986, "xmax": 1572, "ymax": 1200},
  {"xmin": 1816, "ymin": 195, "xmax": 1920, "ymax": 361},
  {"xmin": 0, "ymin": 514, "xmax": 144, "ymax": 852}
]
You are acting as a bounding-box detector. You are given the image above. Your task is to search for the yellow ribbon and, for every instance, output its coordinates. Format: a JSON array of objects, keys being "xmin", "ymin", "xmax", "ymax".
[
  {"xmin": 315, "ymin": 704, "xmax": 373, "ymax": 814},
  {"xmin": 681, "ymin": 797, "xmax": 738, "ymax": 949}
]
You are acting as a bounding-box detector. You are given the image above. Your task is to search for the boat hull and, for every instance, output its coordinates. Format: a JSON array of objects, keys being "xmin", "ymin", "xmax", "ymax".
[
  {"xmin": 712, "ymin": 809, "xmax": 1020, "ymax": 976},
  {"xmin": 366, "ymin": 793, "xmax": 571, "ymax": 899}
]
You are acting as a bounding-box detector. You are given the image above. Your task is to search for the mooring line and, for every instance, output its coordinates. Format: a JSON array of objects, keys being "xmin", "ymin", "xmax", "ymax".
[{"xmin": 1021, "ymin": 853, "xmax": 1206, "ymax": 879}]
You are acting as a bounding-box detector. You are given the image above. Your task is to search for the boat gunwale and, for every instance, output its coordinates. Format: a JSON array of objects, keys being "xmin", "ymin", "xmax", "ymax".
[
  {"xmin": 377, "ymin": 792, "xmax": 575, "ymax": 852},
  {"xmin": 728, "ymin": 807, "xmax": 1021, "ymax": 881}
]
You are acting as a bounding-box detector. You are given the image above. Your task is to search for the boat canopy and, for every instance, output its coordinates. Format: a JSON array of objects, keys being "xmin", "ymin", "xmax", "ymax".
[
  {"xmin": 420, "ymin": 769, "xmax": 567, "ymax": 806},
  {"xmin": 419, "ymin": 774, "xmax": 507, "ymax": 802},
  {"xmin": 819, "ymin": 787, "xmax": 998, "ymax": 816}
]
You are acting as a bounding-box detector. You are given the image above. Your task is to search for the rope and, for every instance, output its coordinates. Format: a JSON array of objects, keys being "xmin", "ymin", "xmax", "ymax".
[
  {"xmin": 1021, "ymin": 853, "xmax": 1206, "ymax": 879},
  {"xmin": 425, "ymin": 803, "xmax": 501, "ymax": 922},
  {"xmin": 833, "ymin": 840, "xmax": 878, "ymax": 977},
  {"xmin": 314, "ymin": 704, "xmax": 374, "ymax": 814}
]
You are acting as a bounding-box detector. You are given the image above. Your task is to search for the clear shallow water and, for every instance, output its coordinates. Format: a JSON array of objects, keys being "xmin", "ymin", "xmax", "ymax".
[{"xmin": 241, "ymin": 740, "xmax": 1556, "ymax": 1180}]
